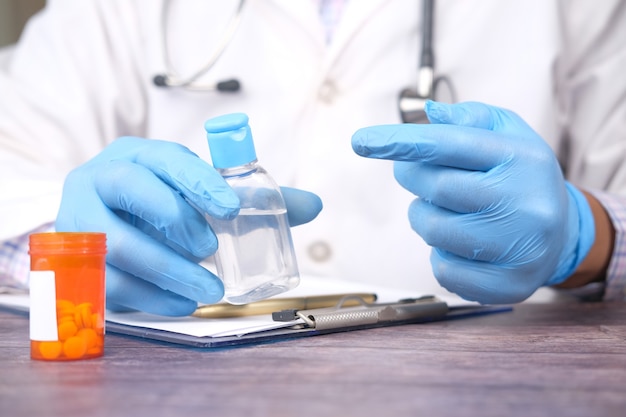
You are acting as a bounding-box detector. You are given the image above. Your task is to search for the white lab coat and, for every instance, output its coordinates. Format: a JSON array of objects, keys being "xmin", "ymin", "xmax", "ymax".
[{"xmin": 1, "ymin": 0, "xmax": 625, "ymax": 296}]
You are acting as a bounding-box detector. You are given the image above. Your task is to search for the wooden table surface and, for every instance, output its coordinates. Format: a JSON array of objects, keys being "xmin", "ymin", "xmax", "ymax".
[{"xmin": 1, "ymin": 301, "xmax": 625, "ymax": 417}]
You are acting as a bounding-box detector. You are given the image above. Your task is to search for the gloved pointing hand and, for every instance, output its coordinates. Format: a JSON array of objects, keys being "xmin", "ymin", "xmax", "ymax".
[
  {"xmin": 56, "ymin": 137, "xmax": 322, "ymax": 316},
  {"xmin": 352, "ymin": 101, "xmax": 594, "ymax": 304}
]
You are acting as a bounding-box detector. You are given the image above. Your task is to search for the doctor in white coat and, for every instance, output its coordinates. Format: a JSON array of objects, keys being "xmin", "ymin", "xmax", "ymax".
[{"xmin": 1, "ymin": 0, "xmax": 625, "ymax": 315}]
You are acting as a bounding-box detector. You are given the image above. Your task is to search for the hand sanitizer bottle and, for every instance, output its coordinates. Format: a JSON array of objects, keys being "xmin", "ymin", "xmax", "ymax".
[{"xmin": 204, "ymin": 113, "xmax": 300, "ymax": 304}]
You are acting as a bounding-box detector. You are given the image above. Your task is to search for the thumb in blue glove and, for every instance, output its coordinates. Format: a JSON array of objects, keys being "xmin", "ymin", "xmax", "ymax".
[
  {"xmin": 281, "ymin": 186, "xmax": 323, "ymax": 227},
  {"xmin": 351, "ymin": 100, "xmax": 594, "ymax": 304}
]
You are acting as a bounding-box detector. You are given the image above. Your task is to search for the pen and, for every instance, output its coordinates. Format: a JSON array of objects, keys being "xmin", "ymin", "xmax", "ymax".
[
  {"xmin": 291, "ymin": 296, "xmax": 449, "ymax": 330},
  {"xmin": 191, "ymin": 293, "xmax": 378, "ymax": 318}
]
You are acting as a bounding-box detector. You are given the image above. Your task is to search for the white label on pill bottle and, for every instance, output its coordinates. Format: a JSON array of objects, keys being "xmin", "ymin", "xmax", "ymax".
[{"xmin": 29, "ymin": 270, "xmax": 58, "ymax": 341}]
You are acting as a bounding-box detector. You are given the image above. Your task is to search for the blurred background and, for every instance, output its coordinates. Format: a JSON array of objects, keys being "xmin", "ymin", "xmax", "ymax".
[{"xmin": 0, "ymin": 0, "xmax": 45, "ymax": 47}]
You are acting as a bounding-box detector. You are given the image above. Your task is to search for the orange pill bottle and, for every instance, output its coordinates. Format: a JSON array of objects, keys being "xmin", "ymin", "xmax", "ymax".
[{"xmin": 29, "ymin": 232, "xmax": 107, "ymax": 361}]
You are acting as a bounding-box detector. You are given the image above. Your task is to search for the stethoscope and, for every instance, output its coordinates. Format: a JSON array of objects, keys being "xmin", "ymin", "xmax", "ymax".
[
  {"xmin": 398, "ymin": 0, "xmax": 457, "ymax": 123},
  {"xmin": 152, "ymin": 0, "xmax": 455, "ymax": 123},
  {"xmin": 152, "ymin": 0, "xmax": 245, "ymax": 92}
]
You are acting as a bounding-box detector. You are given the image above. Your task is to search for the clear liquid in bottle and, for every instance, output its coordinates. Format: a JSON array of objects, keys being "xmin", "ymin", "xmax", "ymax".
[{"xmin": 209, "ymin": 207, "xmax": 299, "ymax": 304}]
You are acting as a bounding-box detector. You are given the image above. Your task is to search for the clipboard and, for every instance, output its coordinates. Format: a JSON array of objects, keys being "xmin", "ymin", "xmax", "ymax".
[{"xmin": 104, "ymin": 297, "xmax": 512, "ymax": 349}]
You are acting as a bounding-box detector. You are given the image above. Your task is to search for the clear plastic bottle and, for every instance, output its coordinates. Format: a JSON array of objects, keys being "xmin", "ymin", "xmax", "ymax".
[{"xmin": 204, "ymin": 113, "xmax": 300, "ymax": 304}]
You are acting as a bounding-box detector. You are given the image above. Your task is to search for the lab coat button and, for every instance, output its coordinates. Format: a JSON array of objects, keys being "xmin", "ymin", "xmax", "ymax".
[
  {"xmin": 318, "ymin": 79, "xmax": 337, "ymax": 104},
  {"xmin": 307, "ymin": 241, "xmax": 332, "ymax": 262}
]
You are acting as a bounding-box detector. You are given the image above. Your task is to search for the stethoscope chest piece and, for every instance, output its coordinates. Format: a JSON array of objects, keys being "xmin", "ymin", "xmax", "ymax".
[{"xmin": 398, "ymin": 87, "xmax": 431, "ymax": 124}]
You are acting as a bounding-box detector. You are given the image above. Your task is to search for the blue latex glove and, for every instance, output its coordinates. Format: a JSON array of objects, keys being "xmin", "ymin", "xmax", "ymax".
[
  {"xmin": 352, "ymin": 101, "xmax": 595, "ymax": 304},
  {"xmin": 56, "ymin": 137, "xmax": 322, "ymax": 316}
]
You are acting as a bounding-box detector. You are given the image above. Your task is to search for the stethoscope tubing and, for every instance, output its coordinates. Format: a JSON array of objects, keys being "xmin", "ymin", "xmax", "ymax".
[{"xmin": 156, "ymin": 0, "xmax": 246, "ymax": 90}]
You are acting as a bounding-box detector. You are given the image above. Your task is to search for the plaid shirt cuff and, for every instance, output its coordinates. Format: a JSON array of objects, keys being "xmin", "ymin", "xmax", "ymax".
[
  {"xmin": 0, "ymin": 223, "xmax": 54, "ymax": 292},
  {"xmin": 590, "ymin": 190, "xmax": 626, "ymax": 301}
]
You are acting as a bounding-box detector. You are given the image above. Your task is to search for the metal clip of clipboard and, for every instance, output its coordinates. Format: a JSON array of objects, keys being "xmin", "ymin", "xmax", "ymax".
[{"xmin": 272, "ymin": 295, "xmax": 449, "ymax": 331}]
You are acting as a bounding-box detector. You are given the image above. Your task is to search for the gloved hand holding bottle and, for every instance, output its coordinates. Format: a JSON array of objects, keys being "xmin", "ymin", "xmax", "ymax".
[
  {"xmin": 56, "ymin": 137, "xmax": 322, "ymax": 316},
  {"xmin": 352, "ymin": 101, "xmax": 595, "ymax": 304}
]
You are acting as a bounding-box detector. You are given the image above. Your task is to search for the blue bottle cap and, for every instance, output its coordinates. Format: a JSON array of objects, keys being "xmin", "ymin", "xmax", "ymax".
[{"xmin": 204, "ymin": 113, "xmax": 257, "ymax": 169}]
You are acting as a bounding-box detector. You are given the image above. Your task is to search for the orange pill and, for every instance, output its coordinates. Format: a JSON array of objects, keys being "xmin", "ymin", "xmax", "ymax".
[
  {"xmin": 56, "ymin": 299, "xmax": 76, "ymax": 319},
  {"xmin": 76, "ymin": 302, "xmax": 93, "ymax": 312},
  {"xmin": 57, "ymin": 320, "xmax": 78, "ymax": 341},
  {"xmin": 74, "ymin": 303, "xmax": 93, "ymax": 329},
  {"xmin": 38, "ymin": 341, "xmax": 63, "ymax": 360},
  {"xmin": 77, "ymin": 328, "xmax": 98, "ymax": 351},
  {"xmin": 90, "ymin": 312, "xmax": 102, "ymax": 330},
  {"xmin": 63, "ymin": 336, "xmax": 87, "ymax": 360},
  {"xmin": 87, "ymin": 347, "xmax": 103, "ymax": 356}
]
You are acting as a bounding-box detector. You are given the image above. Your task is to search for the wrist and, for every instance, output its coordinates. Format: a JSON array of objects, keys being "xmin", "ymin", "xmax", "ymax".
[{"xmin": 554, "ymin": 190, "xmax": 614, "ymax": 289}]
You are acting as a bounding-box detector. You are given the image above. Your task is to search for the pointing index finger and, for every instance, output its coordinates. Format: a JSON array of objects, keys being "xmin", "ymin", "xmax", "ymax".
[{"xmin": 351, "ymin": 123, "xmax": 510, "ymax": 172}]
